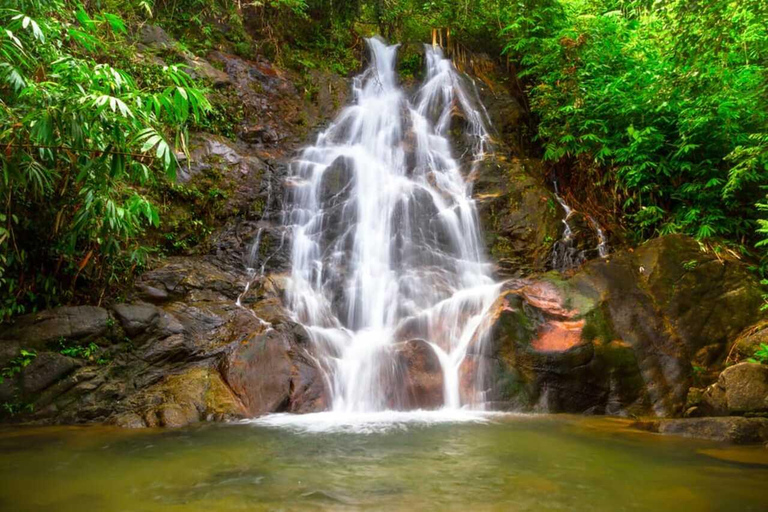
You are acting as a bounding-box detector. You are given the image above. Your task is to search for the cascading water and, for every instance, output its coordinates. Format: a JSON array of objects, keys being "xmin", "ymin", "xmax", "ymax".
[
  {"xmin": 550, "ymin": 179, "xmax": 584, "ymax": 270},
  {"xmin": 284, "ymin": 38, "xmax": 501, "ymax": 413},
  {"xmin": 550, "ymin": 178, "xmax": 609, "ymax": 271}
]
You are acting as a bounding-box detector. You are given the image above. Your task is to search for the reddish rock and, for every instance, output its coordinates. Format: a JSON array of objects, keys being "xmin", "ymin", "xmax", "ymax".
[
  {"xmin": 532, "ymin": 320, "xmax": 585, "ymax": 352},
  {"xmin": 519, "ymin": 281, "xmax": 577, "ymax": 319},
  {"xmin": 395, "ymin": 339, "xmax": 444, "ymax": 409},
  {"xmin": 222, "ymin": 326, "xmax": 293, "ymax": 416},
  {"xmin": 221, "ymin": 321, "xmax": 329, "ymax": 417}
]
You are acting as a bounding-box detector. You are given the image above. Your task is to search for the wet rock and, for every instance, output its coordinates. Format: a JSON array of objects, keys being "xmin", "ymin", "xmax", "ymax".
[
  {"xmin": 141, "ymin": 334, "xmax": 197, "ymax": 363},
  {"xmin": 288, "ymin": 346, "xmax": 329, "ymax": 413},
  {"xmin": 395, "ymin": 339, "xmax": 444, "ymax": 409},
  {"xmin": 156, "ymin": 403, "xmax": 201, "ymax": 428},
  {"xmin": 474, "ymin": 157, "xmax": 560, "ymax": 276},
  {"xmin": 548, "ymin": 210, "xmax": 605, "ymax": 272},
  {"xmin": 319, "ymin": 156, "xmax": 355, "ymax": 206},
  {"xmin": 222, "ymin": 322, "xmax": 292, "ymax": 417},
  {"xmin": 632, "ymin": 417, "xmax": 768, "ymax": 444},
  {"xmin": 21, "ymin": 353, "xmax": 81, "ymax": 396},
  {"xmin": 698, "ymin": 382, "xmax": 728, "ymax": 416},
  {"xmin": 221, "ymin": 321, "xmax": 327, "ymax": 416},
  {"xmin": 0, "ymin": 306, "xmax": 110, "ymax": 351},
  {"xmin": 110, "ymin": 412, "xmax": 147, "ymax": 429},
  {"xmin": 128, "ymin": 367, "xmax": 246, "ymax": 428},
  {"xmin": 112, "ymin": 303, "xmax": 160, "ymax": 337}
]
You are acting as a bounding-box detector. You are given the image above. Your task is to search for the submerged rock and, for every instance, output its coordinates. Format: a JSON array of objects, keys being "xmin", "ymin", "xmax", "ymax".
[{"xmin": 632, "ymin": 417, "xmax": 768, "ymax": 445}]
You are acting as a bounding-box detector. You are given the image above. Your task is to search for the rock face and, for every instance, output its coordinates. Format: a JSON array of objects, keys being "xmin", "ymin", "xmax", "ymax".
[
  {"xmin": 474, "ymin": 157, "xmax": 560, "ymax": 277},
  {"xmin": 0, "ymin": 258, "xmax": 329, "ymax": 427},
  {"xmin": 476, "ymin": 235, "xmax": 765, "ymax": 417}
]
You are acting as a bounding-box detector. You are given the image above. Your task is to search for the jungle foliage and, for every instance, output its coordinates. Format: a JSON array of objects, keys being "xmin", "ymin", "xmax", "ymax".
[
  {"xmin": 0, "ymin": 0, "xmax": 209, "ymax": 319},
  {"xmin": 503, "ymin": 1, "xmax": 767, "ymax": 257}
]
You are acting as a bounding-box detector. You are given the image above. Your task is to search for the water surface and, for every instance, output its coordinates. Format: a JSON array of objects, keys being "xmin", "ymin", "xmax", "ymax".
[{"xmin": 1, "ymin": 413, "xmax": 766, "ymax": 511}]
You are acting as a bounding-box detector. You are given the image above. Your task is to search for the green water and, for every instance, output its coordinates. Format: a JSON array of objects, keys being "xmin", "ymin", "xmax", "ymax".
[{"xmin": 0, "ymin": 414, "xmax": 766, "ymax": 511}]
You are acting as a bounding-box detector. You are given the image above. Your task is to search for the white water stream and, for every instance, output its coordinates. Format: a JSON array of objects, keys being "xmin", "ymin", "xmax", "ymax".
[{"xmin": 284, "ymin": 38, "xmax": 501, "ymax": 413}]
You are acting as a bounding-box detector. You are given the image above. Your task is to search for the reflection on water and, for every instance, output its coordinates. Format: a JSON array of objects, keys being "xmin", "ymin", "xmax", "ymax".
[{"xmin": 0, "ymin": 414, "xmax": 766, "ymax": 511}]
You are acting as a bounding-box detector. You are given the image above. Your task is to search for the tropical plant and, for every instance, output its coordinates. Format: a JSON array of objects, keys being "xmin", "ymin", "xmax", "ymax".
[
  {"xmin": 0, "ymin": 349, "xmax": 37, "ymax": 384},
  {"xmin": 747, "ymin": 343, "xmax": 768, "ymax": 365},
  {"xmin": 0, "ymin": 0, "xmax": 209, "ymax": 319}
]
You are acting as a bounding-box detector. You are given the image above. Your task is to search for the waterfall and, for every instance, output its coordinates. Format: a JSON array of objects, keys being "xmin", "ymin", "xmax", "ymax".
[
  {"xmin": 550, "ymin": 178, "xmax": 609, "ymax": 271},
  {"xmin": 550, "ymin": 178, "xmax": 585, "ymax": 271},
  {"xmin": 284, "ymin": 38, "xmax": 501, "ymax": 413}
]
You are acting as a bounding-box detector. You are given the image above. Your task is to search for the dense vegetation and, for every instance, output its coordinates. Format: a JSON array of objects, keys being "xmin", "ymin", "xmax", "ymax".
[
  {"xmin": 1, "ymin": 0, "xmax": 766, "ymax": 319},
  {"xmin": 0, "ymin": 0, "xmax": 210, "ymax": 318}
]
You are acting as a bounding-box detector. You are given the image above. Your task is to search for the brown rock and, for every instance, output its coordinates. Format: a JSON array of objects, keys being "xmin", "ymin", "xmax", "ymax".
[
  {"xmin": 112, "ymin": 303, "xmax": 160, "ymax": 337},
  {"xmin": 719, "ymin": 363, "xmax": 768, "ymax": 414},
  {"xmin": 0, "ymin": 306, "xmax": 110, "ymax": 350},
  {"xmin": 222, "ymin": 327, "xmax": 292, "ymax": 415},
  {"xmin": 395, "ymin": 339, "xmax": 444, "ymax": 409}
]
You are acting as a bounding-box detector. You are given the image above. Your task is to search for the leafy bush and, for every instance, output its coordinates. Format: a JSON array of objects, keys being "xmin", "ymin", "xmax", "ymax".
[
  {"xmin": 0, "ymin": 349, "xmax": 37, "ymax": 384},
  {"xmin": 747, "ymin": 343, "xmax": 768, "ymax": 365},
  {"xmin": 0, "ymin": 1, "xmax": 209, "ymax": 319}
]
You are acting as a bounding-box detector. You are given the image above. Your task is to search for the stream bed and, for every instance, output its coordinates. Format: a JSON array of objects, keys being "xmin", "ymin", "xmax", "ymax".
[{"xmin": 1, "ymin": 413, "xmax": 766, "ymax": 511}]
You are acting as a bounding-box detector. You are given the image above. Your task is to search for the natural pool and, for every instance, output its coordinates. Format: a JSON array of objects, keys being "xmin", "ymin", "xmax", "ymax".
[{"xmin": 0, "ymin": 412, "xmax": 766, "ymax": 511}]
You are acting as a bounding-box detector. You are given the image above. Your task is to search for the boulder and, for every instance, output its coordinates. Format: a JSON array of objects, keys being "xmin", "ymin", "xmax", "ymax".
[
  {"xmin": 182, "ymin": 55, "xmax": 231, "ymax": 88},
  {"xmin": 730, "ymin": 323, "xmax": 768, "ymax": 361},
  {"xmin": 128, "ymin": 367, "xmax": 247, "ymax": 428},
  {"xmin": 481, "ymin": 235, "xmax": 765, "ymax": 417},
  {"xmin": 138, "ymin": 25, "xmax": 175, "ymax": 50},
  {"xmin": 221, "ymin": 321, "xmax": 328, "ymax": 416},
  {"xmin": 699, "ymin": 363, "xmax": 768, "ymax": 416},
  {"xmin": 112, "ymin": 303, "xmax": 160, "ymax": 337},
  {"xmin": 395, "ymin": 339, "xmax": 444, "ymax": 409}
]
